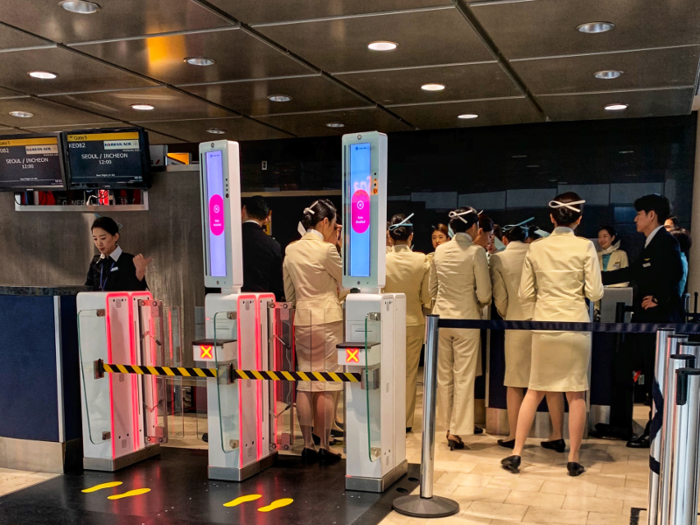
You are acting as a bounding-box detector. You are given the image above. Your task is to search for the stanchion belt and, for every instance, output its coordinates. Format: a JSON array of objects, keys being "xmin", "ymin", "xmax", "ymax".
[
  {"xmin": 649, "ymin": 379, "xmax": 664, "ymax": 475},
  {"xmin": 103, "ymin": 363, "xmax": 217, "ymax": 378},
  {"xmin": 438, "ymin": 319, "xmax": 700, "ymax": 334}
]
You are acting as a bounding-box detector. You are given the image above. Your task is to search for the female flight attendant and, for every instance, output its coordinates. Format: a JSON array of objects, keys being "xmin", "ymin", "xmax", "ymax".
[
  {"xmin": 283, "ymin": 199, "xmax": 343, "ymax": 463},
  {"xmin": 597, "ymin": 226, "xmax": 629, "ymax": 283},
  {"xmin": 427, "ymin": 224, "xmax": 451, "ymax": 263},
  {"xmin": 502, "ymin": 193, "xmax": 604, "ymax": 477},
  {"xmin": 85, "ymin": 216, "xmax": 151, "ymax": 291},
  {"xmin": 384, "ymin": 214, "xmax": 431, "ymax": 433},
  {"xmin": 430, "ymin": 206, "xmax": 491, "ymax": 449}
]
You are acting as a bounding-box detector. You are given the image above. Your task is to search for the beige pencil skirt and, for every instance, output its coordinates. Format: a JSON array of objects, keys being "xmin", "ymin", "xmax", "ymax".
[
  {"xmin": 503, "ymin": 329, "xmax": 533, "ymax": 389},
  {"xmin": 295, "ymin": 321, "xmax": 344, "ymax": 393},
  {"xmin": 528, "ymin": 331, "xmax": 591, "ymax": 392}
]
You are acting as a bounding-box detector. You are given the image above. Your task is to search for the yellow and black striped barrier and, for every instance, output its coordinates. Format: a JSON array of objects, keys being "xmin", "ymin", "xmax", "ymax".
[{"xmin": 95, "ymin": 360, "xmax": 362, "ymax": 383}]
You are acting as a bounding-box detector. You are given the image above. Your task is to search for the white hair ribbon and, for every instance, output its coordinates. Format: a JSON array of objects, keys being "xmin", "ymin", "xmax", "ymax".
[
  {"xmin": 303, "ymin": 200, "xmax": 320, "ymax": 216},
  {"xmin": 448, "ymin": 208, "xmax": 476, "ymax": 224},
  {"xmin": 389, "ymin": 213, "xmax": 414, "ymax": 231},
  {"xmin": 297, "ymin": 222, "xmax": 306, "ymax": 237},
  {"xmin": 503, "ymin": 217, "xmax": 534, "ymax": 232},
  {"xmin": 549, "ymin": 199, "xmax": 586, "ymax": 213}
]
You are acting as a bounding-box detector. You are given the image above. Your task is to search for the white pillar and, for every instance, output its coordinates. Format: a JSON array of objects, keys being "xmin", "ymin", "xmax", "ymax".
[{"xmin": 688, "ymin": 112, "xmax": 700, "ymax": 299}]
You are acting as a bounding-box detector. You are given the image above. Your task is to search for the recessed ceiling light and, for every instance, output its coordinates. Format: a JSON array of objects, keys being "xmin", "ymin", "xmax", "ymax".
[
  {"xmin": 206, "ymin": 128, "xmax": 226, "ymax": 134},
  {"xmin": 619, "ymin": 150, "xmax": 634, "ymax": 154},
  {"xmin": 184, "ymin": 57, "xmax": 216, "ymax": 66},
  {"xmin": 326, "ymin": 122, "xmax": 345, "ymax": 128},
  {"xmin": 595, "ymin": 70, "xmax": 623, "ymax": 80},
  {"xmin": 421, "ymin": 83, "xmax": 445, "ymax": 92},
  {"xmin": 512, "ymin": 154, "xmax": 527, "ymax": 159},
  {"xmin": 131, "ymin": 104, "xmax": 154, "ymax": 111},
  {"xmin": 9, "ymin": 111, "xmax": 33, "ymax": 118},
  {"xmin": 267, "ymin": 95, "xmax": 292, "ymax": 102},
  {"xmin": 458, "ymin": 114, "xmax": 479, "ymax": 120},
  {"xmin": 60, "ymin": 0, "xmax": 100, "ymax": 14},
  {"xmin": 367, "ymin": 41, "xmax": 398, "ymax": 51},
  {"xmin": 605, "ymin": 103, "xmax": 628, "ymax": 111},
  {"xmin": 577, "ymin": 22, "xmax": 615, "ymax": 34},
  {"xmin": 28, "ymin": 71, "xmax": 58, "ymax": 80},
  {"xmin": 527, "ymin": 165, "xmax": 540, "ymax": 168}
]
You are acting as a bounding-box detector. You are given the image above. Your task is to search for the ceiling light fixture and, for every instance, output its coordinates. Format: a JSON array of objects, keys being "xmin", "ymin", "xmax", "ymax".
[
  {"xmin": 184, "ymin": 57, "xmax": 216, "ymax": 66},
  {"xmin": 206, "ymin": 128, "xmax": 226, "ymax": 134},
  {"xmin": 577, "ymin": 22, "xmax": 615, "ymax": 34},
  {"xmin": 326, "ymin": 122, "xmax": 345, "ymax": 128},
  {"xmin": 605, "ymin": 103, "xmax": 628, "ymax": 111},
  {"xmin": 131, "ymin": 104, "xmax": 154, "ymax": 111},
  {"xmin": 267, "ymin": 95, "xmax": 292, "ymax": 102},
  {"xmin": 59, "ymin": 0, "xmax": 101, "ymax": 14},
  {"xmin": 595, "ymin": 69, "xmax": 623, "ymax": 80},
  {"xmin": 421, "ymin": 83, "xmax": 445, "ymax": 92},
  {"xmin": 458, "ymin": 113, "xmax": 479, "ymax": 120},
  {"xmin": 9, "ymin": 111, "xmax": 34, "ymax": 118},
  {"xmin": 367, "ymin": 41, "xmax": 398, "ymax": 51},
  {"xmin": 28, "ymin": 71, "xmax": 58, "ymax": 80}
]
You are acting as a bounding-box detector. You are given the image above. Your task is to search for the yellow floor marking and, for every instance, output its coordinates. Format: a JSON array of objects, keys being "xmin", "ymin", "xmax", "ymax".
[
  {"xmin": 81, "ymin": 481, "xmax": 123, "ymax": 493},
  {"xmin": 257, "ymin": 498, "xmax": 294, "ymax": 513},
  {"xmin": 223, "ymin": 494, "xmax": 263, "ymax": 507},
  {"xmin": 107, "ymin": 488, "xmax": 151, "ymax": 500}
]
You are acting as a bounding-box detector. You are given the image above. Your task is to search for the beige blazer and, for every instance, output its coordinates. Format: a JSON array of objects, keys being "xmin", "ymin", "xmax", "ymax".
[
  {"xmin": 384, "ymin": 245, "xmax": 430, "ymax": 326},
  {"xmin": 490, "ymin": 241, "xmax": 534, "ymax": 321},
  {"xmin": 598, "ymin": 246, "xmax": 629, "ymax": 287},
  {"xmin": 430, "ymin": 233, "xmax": 492, "ymax": 319},
  {"xmin": 283, "ymin": 231, "xmax": 343, "ymax": 325},
  {"xmin": 520, "ymin": 227, "xmax": 604, "ymax": 322}
]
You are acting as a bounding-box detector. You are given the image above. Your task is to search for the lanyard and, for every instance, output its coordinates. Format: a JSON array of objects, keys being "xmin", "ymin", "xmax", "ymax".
[{"xmin": 99, "ymin": 260, "xmax": 116, "ymax": 291}]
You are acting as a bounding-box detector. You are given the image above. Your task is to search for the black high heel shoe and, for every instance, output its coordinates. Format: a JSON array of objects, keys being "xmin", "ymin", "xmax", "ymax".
[
  {"xmin": 541, "ymin": 439, "xmax": 566, "ymax": 453},
  {"xmin": 497, "ymin": 439, "xmax": 515, "ymax": 449},
  {"xmin": 319, "ymin": 448, "xmax": 342, "ymax": 463},
  {"xmin": 447, "ymin": 434, "xmax": 465, "ymax": 451},
  {"xmin": 567, "ymin": 462, "xmax": 585, "ymax": 477},
  {"xmin": 301, "ymin": 448, "xmax": 318, "ymax": 463},
  {"xmin": 501, "ymin": 455, "xmax": 521, "ymax": 473},
  {"xmin": 473, "ymin": 426, "xmax": 483, "ymax": 435}
]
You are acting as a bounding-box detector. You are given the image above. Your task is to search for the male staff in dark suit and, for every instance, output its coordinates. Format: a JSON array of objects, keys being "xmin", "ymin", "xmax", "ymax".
[
  {"xmin": 241, "ymin": 196, "xmax": 284, "ymax": 301},
  {"xmin": 592, "ymin": 194, "xmax": 683, "ymax": 447}
]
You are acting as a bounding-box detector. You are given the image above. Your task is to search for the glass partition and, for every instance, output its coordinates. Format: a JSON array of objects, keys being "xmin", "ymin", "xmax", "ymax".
[
  {"xmin": 364, "ymin": 313, "xmax": 382, "ymax": 462},
  {"xmin": 213, "ymin": 310, "xmax": 239, "ymax": 453}
]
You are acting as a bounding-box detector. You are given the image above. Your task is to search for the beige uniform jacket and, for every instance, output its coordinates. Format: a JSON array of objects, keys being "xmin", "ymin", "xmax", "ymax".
[
  {"xmin": 598, "ymin": 246, "xmax": 629, "ymax": 288},
  {"xmin": 283, "ymin": 231, "xmax": 344, "ymax": 325},
  {"xmin": 520, "ymin": 228, "xmax": 604, "ymax": 322},
  {"xmin": 384, "ymin": 245, "xmax": 430, "ymax": 326},
  {"xmin": 490, "ymin": 241, "xmax": 534, "ymax": 321},
  {"xmin": 430, "ymin": 233, "xmax": 492, "ymax": 319}
]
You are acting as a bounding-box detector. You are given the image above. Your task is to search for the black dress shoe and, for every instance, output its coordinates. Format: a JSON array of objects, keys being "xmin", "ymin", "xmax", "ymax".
[
  {"xmin": 331, "ymin": 428, "xmax": 344, "ymax": 438},
  {"xmin": 202, "ymin": 433, "xmax": 208, "ymax": 443},
  {"xmin": 590, "ymin": 424, "xmax": 632, "ymax": 441},
  {"xmin": 474, "ymin": 426, "xmax": 484, "ymax": 435},
  {"xmin": 497, "ymin": 439, "xmax": 515, "ymax": 449},
  {"xmin": 627, "ymin": 434, "xmax": 650, "ymax": 449},
  {"xmin": 406, "ymin": 427, "xmax": 412, "ymax": 433},
  {"xmin": 335, "ymin": 421, "xmax": 345, "ymax": 430},
  {"xmin": 567, "ymin": 462, "xmax": 585, "ymax": 477},
  {"xmin": 319, "ymin": 448, "xmax": 342, "ymax": 463},
  {"xmin": 301, "ymin": 448, "xmax": 318, "ymax": 462},
  {"xmin": 501, "ymin": 455, "xmax": 521, "ymax": 474},
  {"xmin": 541, "ymin": 439, "xmax": 566, "ymax": 453}
]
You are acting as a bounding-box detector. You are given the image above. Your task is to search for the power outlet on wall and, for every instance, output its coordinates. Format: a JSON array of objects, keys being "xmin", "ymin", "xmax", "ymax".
[{"xmin": 262, "ymin": 161, "xmax": 268, "ymax": 171}]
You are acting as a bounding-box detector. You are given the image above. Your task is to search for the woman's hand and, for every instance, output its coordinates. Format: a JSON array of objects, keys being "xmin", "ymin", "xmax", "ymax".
[{"xmin": 134, "ymin": 254, "xmax": 153, "ymax": 281}]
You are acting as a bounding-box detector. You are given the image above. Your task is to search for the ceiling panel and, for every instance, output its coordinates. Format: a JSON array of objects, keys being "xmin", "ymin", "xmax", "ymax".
[
  {"xmin": 0, "ymin": 47, "xmax": 158, "ymax": 95},
  {"xmin": 336, "ymin": 62, "xmax": 520, "ymax": 106},
  {"xmin": 182, "ymin": 75, "xmax": 371, "ymax": 116},
  {"xmin": 0, "ymin": 97, "xmax": 107, "ymax": 126},
  {"xmin": 23, "ymin": 122, "xmax": 129, "ymax": 132},
  {"xmin": 257, "ymin": 108, "xmax": 413, "ymax": 137},
  {"xmin": 208, "ymin": 0, "xmax": 451, "ymax": 26},
  {"xmin": 0, "ymin": 22, "xmax": 50, "ymax": 50},
  {"xmin": 258, "ymin": 8, "xmax": 493, "ymax": 73},
  {"xmin": 74, "ymin": 28, "xmax": 314, "ymax": 85},
  {"xmin": 135, "ymin": 117, "xmax": 292, "ymax": 142},
  {"xmin": 471, "ymin": 0, "xmax": 700, "ymax": 60},
  {"xmin": 0, "ymin": 0, "xmax": 231, "ymax": 44},
  {"xmin": 0, "ymin": 127, "xmax": 27, "ymax": 135},
  {"xmin": 45, "ymin": 87, "xmax": 233, "ymax": 121},
  {"xmin": 538, "ymin": 88, "xmax": 695, "ymax": 122},
  {"xmin": 513, "ymin": 46, "xmax": 700, "ymax": 95},
  {"xmin": 0, "ymin": 87, "xmax": 23, "ymax": 98},
  {"xmin": 387, "ymin": 97, "xmax": 542, "ymax": 129},
  {"xmin": 146, "ymin": 131, "xmax": 187, "ymax": 144}
]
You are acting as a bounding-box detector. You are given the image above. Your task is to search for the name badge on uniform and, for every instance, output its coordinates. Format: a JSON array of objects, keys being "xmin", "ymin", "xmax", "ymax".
[
  {"xmin": 111, "ymin": 267, "xmax": 119, "ymax": 272},
  {"xmin": 643, "ymin": 262, "xmax": 651, "ymax": 268}
]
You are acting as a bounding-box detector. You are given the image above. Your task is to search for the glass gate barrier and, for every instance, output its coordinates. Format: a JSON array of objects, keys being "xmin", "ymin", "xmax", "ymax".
[
  {"xmin": 213, "ymin": 310, "xmax": 239, "ymax": 453},
  {"xmin": 364, "ymin": 313, "xmax": 382, "ymax": 463},
  {"xmin": 77, "ymin": 309, "xmax": 110, "ymax": 445},
  {"xmin": 268, "ymin": 302, "xmax": 297, "ymax": 452}
]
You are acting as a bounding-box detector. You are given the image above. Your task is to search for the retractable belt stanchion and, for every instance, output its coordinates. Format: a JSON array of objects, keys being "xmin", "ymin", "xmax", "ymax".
[
  {"xmin": 668, "ymin": 368, "xmax": 700, "ymax": 525},
  {"xmin": 393, "ymin": 315, "xmax": 459, "ymax": 518}
]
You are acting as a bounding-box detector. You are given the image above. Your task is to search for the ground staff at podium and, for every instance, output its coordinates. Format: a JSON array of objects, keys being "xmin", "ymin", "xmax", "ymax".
[
  {"xmin": 430, "ymin": 206, "xmax": 491, "ymax": 450},
  {"xmin": 283, "ymin": 199, "xmax": 343, "ymax": 463},
  {"xmin": 501, "ymin": 192, "xmax": 604, "ymax": 477},
  {"xmin": 384, "ymin": 213, "xmax": 431, "ymax": 433},
  {"xmin": 490, "ymin": 225, "xmax": 565, "ymax": 452}
]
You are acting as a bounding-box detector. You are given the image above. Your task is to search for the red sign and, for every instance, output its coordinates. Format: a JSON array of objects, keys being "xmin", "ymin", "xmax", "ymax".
[
  {"xmin": 200, "ymin": 345, "xmax": 213, "ymax": 359},
  {"xmin": 346, "ymin": 348, "xmax": 360, "ymax": 364}
]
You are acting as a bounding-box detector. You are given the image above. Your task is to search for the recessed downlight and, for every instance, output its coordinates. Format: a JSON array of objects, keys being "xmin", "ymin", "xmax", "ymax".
[
  {"xmin": 9, "ymin": 111, "xmax": 33, "ymax": 118},
  {"xmin": 605, "ymin": 103, "xmax": 628, "ymax": 111},
  {"xmin": 60, "ymin": 0, "xmax": 100, "ymax": 14},
  {"xmin": 267, "ymin": 95, "xmax": 292, "ymax": 102},
  {"xmin": 206, "ymin": 128, "xmax": 226, "ymax": 134},
  {"xmin": 29, "ymin": 71, "xmax": 58, "ymax": 80},
  {"xmin": 131, "ymin": 104, "xmax": 154, "ymax": 111},
  {"xmin": 326, "ymin": 122, "xmax": 345, "ymax": 128},
  {"xmin": 421, "ymin": 83, "xmax": 445, "ymax": 92},
  {"xmin": 458, "ymin": 113, "xmax": 479, "ymax": 120},
  {"xmin": 595, "ymin": 70, "xmax": 623, "ymax": 80},
  {"xmin": 577, "ymin": 22, "xmax": 615, "ymax": 34},
  {"xmin": 367, "ymin": 41, "xmax": 398, "ymax": 51},
  {"xmin": 184, "ymin": 57, "xmax": 216, "ymax": 66}
]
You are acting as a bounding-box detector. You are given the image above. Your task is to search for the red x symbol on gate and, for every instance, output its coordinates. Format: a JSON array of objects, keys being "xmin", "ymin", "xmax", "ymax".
[
  {"xmin": 346, "ymin": 348, "xmax": 360, "ymax": 364},
  {"xmin": 200, "ymin": 345, "xmax": 213, "ymax": 359}
]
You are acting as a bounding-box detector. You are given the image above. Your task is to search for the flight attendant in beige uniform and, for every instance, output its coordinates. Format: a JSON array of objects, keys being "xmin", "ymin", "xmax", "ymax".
[
  {"xmin": 502, "ymin": 193, "xmax": 604, "ymax": 477},
  {"xmin": 284, "ymin": 199, "xmax": 343, "ymax": 463},
  {"xmin": 490, "ymin": 225, "xmax": 565, "ymax": 451},
  {"xmin": 384, "ymin": 213, "xmax": 431, "ymax": 432},
  {"xmin": 430, "ymin": 206, "xmax": 492, "ymax": 450}
]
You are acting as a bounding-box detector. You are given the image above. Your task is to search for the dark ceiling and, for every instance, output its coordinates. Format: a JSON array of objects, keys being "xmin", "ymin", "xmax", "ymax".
[{"xmin": 0, "ymin": 0, "xmax": 698, "ymax": 144}]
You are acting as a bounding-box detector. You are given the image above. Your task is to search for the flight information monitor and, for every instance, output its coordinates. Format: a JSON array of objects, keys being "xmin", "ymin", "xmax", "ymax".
[
  {"xmin": 0, "ymin": 134, "xmax": 65, "ymax": 191},
  {"xmin": 63, "ymin": 128, "xmax": 150, "ymax": 189}
]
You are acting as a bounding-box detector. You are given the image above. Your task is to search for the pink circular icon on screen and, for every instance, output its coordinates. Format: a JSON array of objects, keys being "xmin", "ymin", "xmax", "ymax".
[
  {"xmin": 351, "ymin": 190, "xmax": 370, "ymax": 233},
  {"xmin": 210, "ymin": 194, "xmax": 225, "ymax": 236}
]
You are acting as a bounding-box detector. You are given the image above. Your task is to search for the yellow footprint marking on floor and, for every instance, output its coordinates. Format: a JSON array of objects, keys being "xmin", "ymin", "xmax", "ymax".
[
  {"xmin": 257, "ymin": 498, "xmax": 293, "ymax": 513},
  {"xmin": 81, "ymin": 481, "xmax": 123, "ymax": 493},
  {"xmin": 223, "ymin": 494, "xmax": 262, "ymax": 507},
  {"xmin": 107, "ymin": 488, "xmax": 151, "ymax": 500}
]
